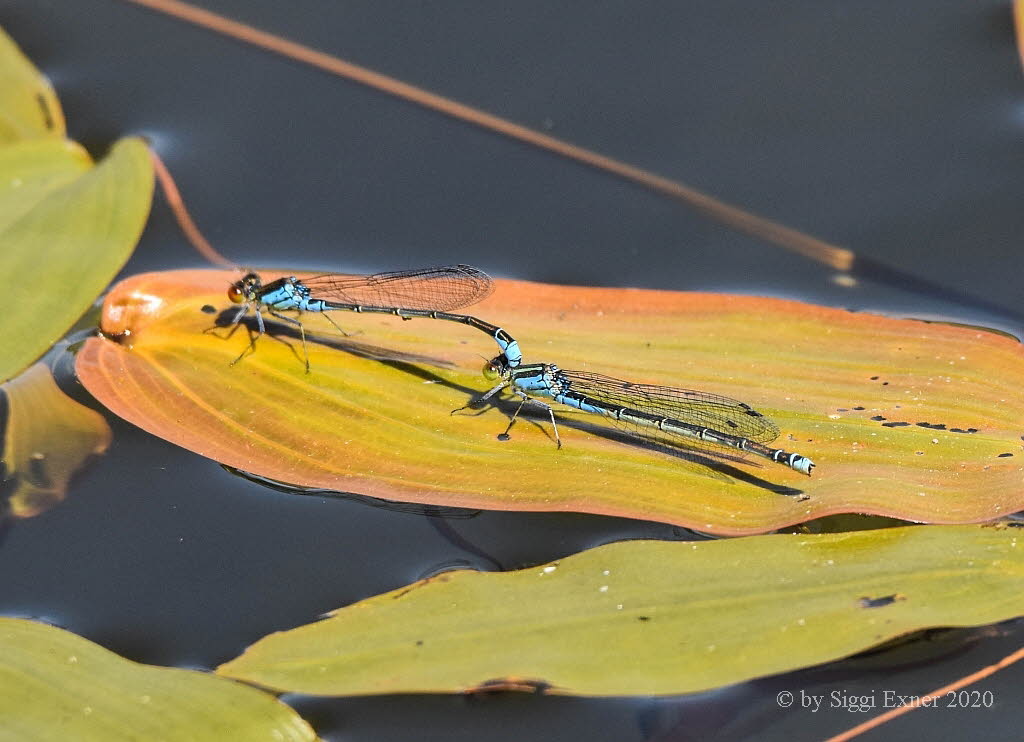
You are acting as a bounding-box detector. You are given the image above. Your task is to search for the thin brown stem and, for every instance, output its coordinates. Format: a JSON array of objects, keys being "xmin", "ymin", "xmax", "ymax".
[
  {"xmin": 149, "ymin": 146, "xmax": 237, "ymax": 268},
  {"xmin": 824, "ymin": 644, "xmax": 1024, "ymax": 742},
  {"xmin": 120, "ymin": 0, "xmax": 853, "ymax": 272}
]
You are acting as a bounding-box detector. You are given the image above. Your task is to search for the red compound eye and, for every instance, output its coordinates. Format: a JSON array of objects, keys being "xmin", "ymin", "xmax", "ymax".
[{"xmin": 227, "ymin": 285, "xmax": 245, "ymax": 304}]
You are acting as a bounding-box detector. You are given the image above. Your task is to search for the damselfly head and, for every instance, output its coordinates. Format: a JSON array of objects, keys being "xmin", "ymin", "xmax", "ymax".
[
  {"xmin": 228, "ymin": 273, "xmax": 262, "ymax": 304},
  {"xmin": 483, "ymin": 354, "xmax": 510, "ymax": 380}
]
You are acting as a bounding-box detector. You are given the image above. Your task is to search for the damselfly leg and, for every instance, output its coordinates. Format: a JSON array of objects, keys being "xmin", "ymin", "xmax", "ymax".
[
  {"xmin": 499, "ymin": 392, "xmax": 562, "ymax": 448},
  {"xmin": 452, "ymin": 374, "xmax": 562, "ymax": 448}
]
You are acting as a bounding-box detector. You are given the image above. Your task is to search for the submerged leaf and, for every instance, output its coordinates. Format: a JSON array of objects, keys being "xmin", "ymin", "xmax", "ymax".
[
  {"xmin": 76, "ymin": 269, "xmax": 1024, "ymax": 533},
  {"xmin": 0, "ymin": 136, "xmax": 153, "ymax": 382},
  {"xmin": 1, "ymin": 363, "xmax": 112, "ymax": 518},
  {"xmin": 0, "ymin": 618, "xmax": 319, "ymax": 741},
  {"xmin": 216, "ymin": 525, "xmax": 1024, "ymax": 697}
]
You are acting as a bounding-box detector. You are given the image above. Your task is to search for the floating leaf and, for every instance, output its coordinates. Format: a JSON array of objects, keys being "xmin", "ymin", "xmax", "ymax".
[
  {"xmin": 0, "ymin": 617, "xmax": 319, "ymax": 741},
  {"xmin": 0, "ymin": 27, "xmax": 153, "ymax": 382},
  {"xmin": 0, "ymin": 139, "xmax": 91, "ymax": 229},
  {"xmin": 0, "ymin": 26, "xmax": 65, "ymax": 142},
  {"xmin": 216, "ymin": 525, "xmax": 1024, "ymax": 696},
  {"xmin": 76, "ymin": 269, "xmax": 1024, "ymax": 534},
  {"xmin": 0, "ymin": 136, "xmax": 153, "ymax": 383},
  {"xmin": 1, "ymin": 363, "xmax": 112, "ymax": 518}
]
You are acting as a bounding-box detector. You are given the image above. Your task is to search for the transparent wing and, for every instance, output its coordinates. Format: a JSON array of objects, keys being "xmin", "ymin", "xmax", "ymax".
[
  {"xmin": 301, "ymin": 264, "xmax": 494, "ymax": 311},
  {"xmin": 561, "ymin": 370, "xmax": 780, "ymax": 444}
]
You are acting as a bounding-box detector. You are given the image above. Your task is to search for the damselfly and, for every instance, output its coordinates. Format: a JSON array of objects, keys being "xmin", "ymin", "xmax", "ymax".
[
  {"xmin": 222, "ymin": 265, "xmax": 521, "ymax": 371},
  {"xmin": 462, "ymin": 354, "xmax": 815, "ymax": 475}
]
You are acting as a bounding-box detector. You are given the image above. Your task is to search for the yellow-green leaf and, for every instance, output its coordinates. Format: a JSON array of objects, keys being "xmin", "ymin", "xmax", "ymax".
[
  {"xmin": 1, "ymin": 363, "xmax": 112, "ymax": 518},
  {"xmin": 0, "ymin": 26, "xmax": 65, "ymax": 142},
  {"xmin": 0, "ymin": 136, "xmax": 153, "ymax": 382},
  {"xmin": 0, "ymin": 139, "xmax": 91, "ymax": 230},
  {"xmin": 76, "ymin": 270, "xmax": 1024, "ymax": 533},
  {"xmin": 0, "ymin": 617, "xmax": 320, "ymax": 741},
  {"xmin": 217, "ymin": 525, "xmax": 1024, "ymax": 697}
]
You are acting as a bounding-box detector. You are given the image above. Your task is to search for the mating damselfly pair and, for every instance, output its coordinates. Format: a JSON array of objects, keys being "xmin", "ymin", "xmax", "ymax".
[{"xmin": 219, "ymin": 264, "xmax": 814, "ymax": 476}]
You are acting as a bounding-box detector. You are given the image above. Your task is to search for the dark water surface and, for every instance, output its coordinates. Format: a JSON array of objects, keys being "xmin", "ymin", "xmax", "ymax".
[{"xmin": 3, "ymin": 2, "xmax": 1023, "ymax": 740}]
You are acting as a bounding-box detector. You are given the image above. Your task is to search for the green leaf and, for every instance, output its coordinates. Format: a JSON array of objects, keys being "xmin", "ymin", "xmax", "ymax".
[
  {"xmin": 0, "ymin": 618, "xmax": 320, "ymax": 742},
  {"xmin": 76, "ymin": 269, "xmax": 1024, "ymax": 533},
  {"xmin": 0, "ymin": 136, "xmax": 153, "ymax": 382},
  {"xmin": 217, "ymin": 525, "xmax": 1024, "ymax": 697},
  {"xmin": 0, "ymin": 139, "xmax": 91, "ymax": 230},
  {"xmin": 0, "ymin": 26, "xmax": 65, "ymax": 142}
]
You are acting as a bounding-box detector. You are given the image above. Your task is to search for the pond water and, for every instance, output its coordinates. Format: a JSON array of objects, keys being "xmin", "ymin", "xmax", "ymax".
[{"xmin": 4, "ymin": 2, "xmax": 1023, "ymax": 740}]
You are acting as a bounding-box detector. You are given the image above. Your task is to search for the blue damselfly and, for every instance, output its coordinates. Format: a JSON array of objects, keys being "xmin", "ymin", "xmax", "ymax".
[
  {"xmin": 223, "ymin": 265, "xmax": 521, "ymax": 371},
  {"xmin": 463, "ymin": 354, "xmax": 815, "ymax": 475}
]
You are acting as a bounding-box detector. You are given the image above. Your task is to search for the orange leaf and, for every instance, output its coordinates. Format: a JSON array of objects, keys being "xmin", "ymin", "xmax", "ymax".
[
  {"xmin": 1016, "ymin": 0, "xmax": 1024, "ymax": 75},
  {"xmin": 75, "ymin": 269, "xmax": 1024, "ymax": 535}
]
